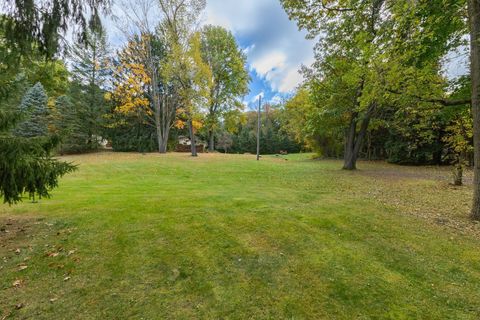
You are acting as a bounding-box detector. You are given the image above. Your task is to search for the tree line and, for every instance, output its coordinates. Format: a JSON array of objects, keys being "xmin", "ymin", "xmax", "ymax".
[
  {"xmin": 0, "ymin": 0, "xmax": 302, "ymax": 204},
  {"xmin": 280, "ymin": 0, "xmax": 480, "ymax": 220},
  {"xmin": 3, "ymin": 0, "xmax": 480, "ymax": 222}
]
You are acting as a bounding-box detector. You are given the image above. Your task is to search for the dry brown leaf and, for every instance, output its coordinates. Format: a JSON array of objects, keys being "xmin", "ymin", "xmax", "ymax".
[{"xmin": 12, "ymin": 279, "xmax": 22, "ymax": 287}]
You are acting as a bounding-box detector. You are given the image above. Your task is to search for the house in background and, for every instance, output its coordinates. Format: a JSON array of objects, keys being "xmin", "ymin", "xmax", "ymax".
[{"xmin": 176, "ymin": 135, "xmax": 206, "ymax": 153}]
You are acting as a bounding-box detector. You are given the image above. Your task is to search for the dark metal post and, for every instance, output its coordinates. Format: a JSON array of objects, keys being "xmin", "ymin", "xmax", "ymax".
[{"xmin": 256, "ymin": 95, "xmax": 262, "ymax": 161}]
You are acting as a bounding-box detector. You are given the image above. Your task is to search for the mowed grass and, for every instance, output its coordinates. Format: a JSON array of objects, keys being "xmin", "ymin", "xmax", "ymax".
[{"xmin": 1, "ymin": 152, "xmax": 480, "ymax": 319}]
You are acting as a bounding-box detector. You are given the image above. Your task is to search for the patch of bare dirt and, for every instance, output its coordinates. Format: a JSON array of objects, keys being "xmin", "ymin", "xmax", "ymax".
[{"xmin": 0, "ymin": 217, "xmax": 44, "ymax": 251}]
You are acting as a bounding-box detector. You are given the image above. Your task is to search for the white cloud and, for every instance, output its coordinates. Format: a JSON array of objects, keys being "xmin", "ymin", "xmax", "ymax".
[
  {"xmin": 104, "ymin": 0, "xmax": 314, "ymax": 94},
  {"xmin": 203, "ymin": 1, "xmax": 265, "ymax": 33},
  {"xmin": 252, "ymin": 92, "xmax": 265, "ymax": 103},
  {"xmin": 270, "ymin": 95, "xmax": 283, "ymax": 105},
  {"xmin": 204, "ymin": 0, "xmax": 315, "ymax": 94},
  {"xmin": 250, "ymin": 51, "xmax": 287, "ymax": 76}
]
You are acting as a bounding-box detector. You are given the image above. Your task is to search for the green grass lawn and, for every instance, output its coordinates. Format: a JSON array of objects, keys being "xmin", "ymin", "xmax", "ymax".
[{"xmin": 1, "ymin": 152, "xmax": 480, "ymax": 319}]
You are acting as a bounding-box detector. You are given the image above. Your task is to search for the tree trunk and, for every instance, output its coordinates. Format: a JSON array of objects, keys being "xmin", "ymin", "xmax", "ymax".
[
  {"xmin": 343, "ymin": 104, "xmax": 376, "ymax": 170},
  {"xmin": 343, "ymin": 113, "xmax": 358, "ymax": 170},
  {"xmin": 155, "ymin": 115, "xmax": 168, "ymax": 154},
  {"xmin": 153, "ymin": 94, "xmax": 171, "ymax": 154},
  {"xmin": 158, "ymin": 136, "xmax": 168, "ymax": 153},
  {"xmin": 161, "ymin": 123, "xmax": 170, "ymax": 154},
  {"xmin": 453, "ymin": 163, "xmax": 463, "ymax": 186},
  {"xmin": 469, "ymin": 0, "xmax": 480, "ymax": 220},
  {"xmin": 161, "ymin": 137, "xmax": 169, "ymax": 153},
  {"xmin": 208, "ymin": 130, "xmax": 214, "ymax": 152},
  {"xmin": 189, "ymin": 119, "xmax": 197, "ymax": 157}
]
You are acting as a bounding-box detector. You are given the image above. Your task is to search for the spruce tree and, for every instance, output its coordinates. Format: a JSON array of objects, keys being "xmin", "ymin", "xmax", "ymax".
[
  {"xmin": 0, "ymin": 78, "xmax": 76, "ymax": 204},
  {"xmin": 54, "ymin": 94, "xmax": 89, "ymax": 154},
  {"xmin": 0, "ymin": 0, "xmax": 103, "ymax": 204},
  {"xmin": 70, "ymin": 26, "xmax": 109, "ymax": 150},
  {"xmin": 15, "ymin": 82, "xmax": 49, "ymax": 138},
  {"xmin": 0, "ymin": 106, "xmax": 76, "ymax": 204}
]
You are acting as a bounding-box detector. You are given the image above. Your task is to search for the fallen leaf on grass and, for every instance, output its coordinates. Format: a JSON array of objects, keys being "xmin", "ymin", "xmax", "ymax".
[
  {"xmin": 12, "ymin": 280, "xmax": 22, "ymax": 288},
  {"xmin": 63, "ymin": 276, "xmax": 70, "ymax": 281},
  {"xmin": 1, "ymin": 312, "xmax": 12, "ymax": 320},
  {"xmin": 169, "ymin": 269, "xmax": 180, "ymax": 282},
  {"xmin": 49, "ymin": 262, "xmax": 67, "ymax": 272},
  {"xmin": 47, "ymin": 252, "xmax": 59, "ymax": 257},
  {"xmin": 49, "ymin": 298, "xmax": 57, "ymax": 303},
  {"xmin": 17, "ymin": 265, "xmax": 28, "ymax": 271}
]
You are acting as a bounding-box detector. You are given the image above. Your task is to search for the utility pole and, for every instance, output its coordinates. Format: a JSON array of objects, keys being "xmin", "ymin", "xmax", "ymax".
[{"xmin": 256, "ymin": 95, "xmax": 262, "ymax": 161}]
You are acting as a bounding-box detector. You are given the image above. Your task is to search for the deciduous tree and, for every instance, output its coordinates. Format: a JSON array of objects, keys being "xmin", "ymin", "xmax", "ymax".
[{"xmin": 200, "ymin": 25, "xmax": 250, "ymax": 152}]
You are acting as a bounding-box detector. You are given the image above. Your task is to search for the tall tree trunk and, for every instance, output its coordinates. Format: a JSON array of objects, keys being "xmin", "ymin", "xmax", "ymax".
[
  {"xmin": 148, "ymin": 39, "xmax": 172, "ymax": 155},
  {"xmin": 208, "ymin": 130, "xmax": 214, "ymax": 152},
  {"xmin": 343, "ymin": 112, "xmax": 358, "ymax": 170},
  {"xmin": 160, "ymin": 125, "xmax": 170, "ymax": 153},
  {"xmin": 469, "ymin": 0, "xmax": 480, "ymax": 220},
  {"xmin": 159, "ymin": 141, "xmax": 167, "ymax": 153},
  {"xmin": 189, "ymin": 118, "xmax": 197, "ymax": 157},
  {"xmin": 153, "ymin": 91, "xmax": 171, "ymax": 154},
  {"xmin": 155, "ymin": 105, "xmax": 167, "ymax": 154},
  {"xmin": 342, "ymin": 1, "xmax": 383, "ymax": 169},
  {"xmin": 157, "ymin": 131, "xmax": 168, "ymax": 153},
  {"xmin": 343, "ymin": 104, "xmax": 375, "ymax": 170}
]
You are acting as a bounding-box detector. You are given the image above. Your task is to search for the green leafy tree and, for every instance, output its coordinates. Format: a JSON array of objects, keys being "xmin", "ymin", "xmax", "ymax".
[
  {"xmin": 216, "ymin": 130, "xmax": 233, "ymax": 153},
  {"xmin": 283, "ymin": 87, "xmax": 344, "ymax": 157},
  {"xmin": 230, "ymin": 108, "xmax": 302, "ymax": 155},
  {"xmin": 200, "ymin": 25, "xmax": 250, "ymax": 152},
  {"xmin": 25, "ymin": 59, "xmax": 70, "ymax": 99},
  {"xmin": 159, "ymin": 0, "xmax": 208, "ymax": 156},
  {"xmin": 281, "ymin": 0, "xmax": 465, "ymax": 170}
]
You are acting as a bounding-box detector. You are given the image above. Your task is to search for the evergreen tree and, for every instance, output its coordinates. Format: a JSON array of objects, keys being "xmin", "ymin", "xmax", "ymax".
[
  {"xmin": 69, "ymin": 25, "xmax": 109, "ymax": 150},
  {"xmin": 0, "ymin": 101, "xmax": 76, "ymax": 204},
  {"xmin": 54, "ymin": 94, "xmax": 90, "ymax": 154},
  {"xmin": 0, "ymin": 1, "xmax": 102, "ymax": 204},
  {"xmin": 14, "ymin": 82, "xmax": 49, "ymax": 138}
]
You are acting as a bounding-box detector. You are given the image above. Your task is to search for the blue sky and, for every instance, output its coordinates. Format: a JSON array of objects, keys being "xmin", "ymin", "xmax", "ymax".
[
  {"xmin": 106, "ymin": 0, "xmax": 315, "ymax": 110},
  {"xmin": 203, "ymin": 0, "xmax": 315, "ymax": 109},
  {"xmin": 105, "ymin": 0, "xmax": 468, "ymax": 110}
]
